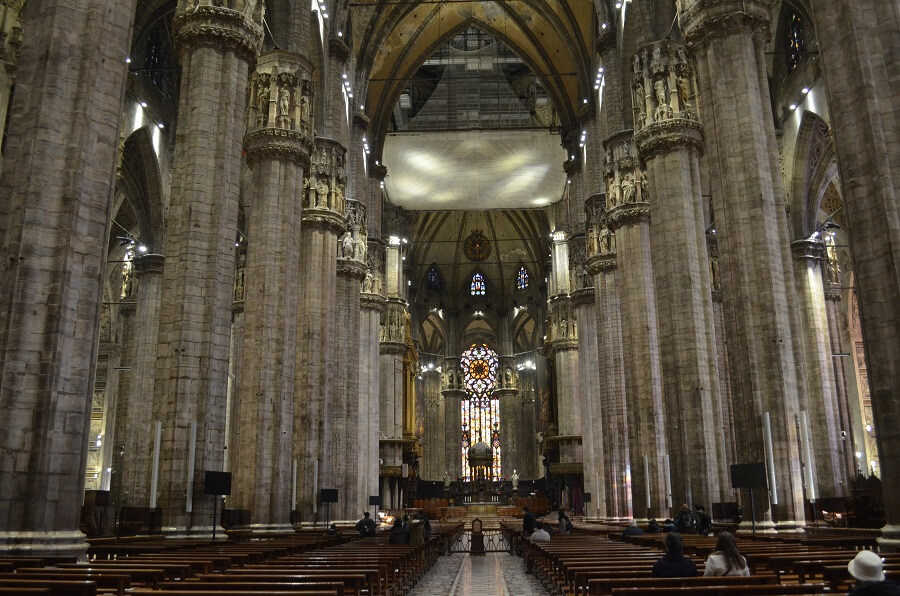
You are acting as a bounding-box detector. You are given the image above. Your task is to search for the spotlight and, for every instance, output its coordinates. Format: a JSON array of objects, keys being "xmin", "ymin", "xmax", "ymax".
[{"xmin": 801, "ymin": 87, "xmax": 809, "ymax": 94}]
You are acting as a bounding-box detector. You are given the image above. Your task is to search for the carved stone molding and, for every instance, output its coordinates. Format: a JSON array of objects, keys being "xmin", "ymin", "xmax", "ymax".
[
  {"xmin": 550, "ymin": 338, "xmax": 579, "ymax": 352},
  {"xmin": 174, "ymin": 4, "xmax": 263, "ymax": 66},
  {"xmin": 339, "ymin": 200, "xmax": 368, "ymax": 263},
  {"xmin": 548, "ymin": 295, "xmax": 576, "ymax": 345},
  {"xmin": 603, "ymin": 130, "xmax": 650, "ymax": 212},
  {"xmin": 379, "ymin": 342, "xmax": 405, "ymax": 355},
  {"xmin": 679, "ymin": 0, "xmax": 772, "ymax": 45},
  {"xmin": 301, "ymin": 210, "xmax": 346, "ymax": 236},
  {"xmin": 244, "ymin": 129, "xmax": 313, "ymax": 166},
  {"xmin": 360, "ymin": 292, "xmax": 386, "ymax": 312},
  {"xmin": 635, "ymin": 119, "xmax": 704, "ymax": 159},
  {"xmin": 824, "ymin": 285, "xmax": 842, "ymax": 302},
  {"xmin": 586, "ymin": 254, "xmax": 617, "ymax": 274},
  {"xmin": 232, "ymin": 300, "xmax": 244, "ymax": 314},
  {"xmin": 606, "ymin": 202, "xmax": 651, "ymax": 230},
  {"xmin": 336, "ymin": 258, "xmax": 367, "ymax": 280},
  {"xmin": 790, "ymin": 238, "xmax": 826, "ymax": 261},
  {"xmin": 328, "ymin": 38, "xmax": 351, "ymax": 62},
  {"xmin": 133, "ymin": 253, "xmax": 165, "ymax": 276},
  {"xmin": 571, "ymin": 287, "xmax": 595, "ymax": 306}
]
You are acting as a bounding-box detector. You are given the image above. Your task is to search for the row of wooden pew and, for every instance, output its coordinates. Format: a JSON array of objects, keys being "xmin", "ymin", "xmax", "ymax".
[
  {"xmin": 0, "ymin": 523, "xmax": 464, "ymax": 595},
  {"xmin": 522, "ymin": 525, "xmax": 891, "ymax": 595}
]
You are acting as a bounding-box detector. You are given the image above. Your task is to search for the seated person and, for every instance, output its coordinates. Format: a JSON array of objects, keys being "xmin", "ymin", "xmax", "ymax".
[
  {"xmin": 622, "ymin": 519, "xmax": 644, "ymax": 537},
  {"xmin": 355, "ymin": 511, "xmax": 376, "ymax": 536},
  {"xmin": 530, "ymin": 521, "xmax": 551, "ymax": 543},
  {"xmin": 651, "ymin": 532, "xmax": 697, "ymax": 578},
  {"xmin": 704, "ymin": 531, "xmax": 749, "ymax": 576},
  {"xmin": 647, "ymin": 519, "xmax": 661, "ymax": 533},
  {"xmin": 388, "ymin": 518, "xmax": 409, "ymax": 544},
  {"xmin": 848, "ymin": 550, "xmax": 900, "ymax": 595},
  {"xmin": 662, "ymin": 518, "xmax": 677, "ymax": 533}
]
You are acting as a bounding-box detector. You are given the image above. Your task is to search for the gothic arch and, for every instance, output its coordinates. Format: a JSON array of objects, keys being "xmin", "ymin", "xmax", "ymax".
[
  {"xmin": 790, "ymin": 110, "xmax": 838, "ymax": 237},
  {"xmin": 420, "ymin": 311, "xmax": 446, "ymax": 355},
  {"xmin": 120, "ymin": 126, "xmax": 167, "ymax": 250}
]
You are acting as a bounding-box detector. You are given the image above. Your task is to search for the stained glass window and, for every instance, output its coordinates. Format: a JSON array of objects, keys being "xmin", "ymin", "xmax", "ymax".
[
  {"xmin": 786, "ymin": 10, "xmax": 806, "ymax": 72},
  {"xmin": 426, "ymin": 264, "xmax": 441, "ymax": 290},
  {"xmin": 517, "ymin": 266, "xmax": 529, "ymax": 290},
  {"xmin": 460, "ymin": 343, "xmax": 502, "ymax": 480},
  {"xmin": 470, "ymin": 273, "xmax": 486, "ymax": 296}
]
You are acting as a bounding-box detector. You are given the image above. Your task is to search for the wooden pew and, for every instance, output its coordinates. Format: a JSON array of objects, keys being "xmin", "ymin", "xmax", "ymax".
[
  {"xmin": 130, "ymin": 591, "xmax": 339, "ymax": 596},
  {"xmin": 588, "ymin": 574, "xmax": 780, "ymax": 595},
  {"xmin": 56, "ymin": 563, "xmax": 168, "ymax": 585},
  {"xmin": 8, "ymin": 569, "xmax": 130, "ymax": 595},
  {"xmin": 0, "ymin": 578, "xmax": 97, "ymax": 595},
  {"xmin": 156, "ymin": 580, "xmax": 345, "ymax": 594},
  {"xmin": 199, "ymin": 572, "xmax": 369, "ymax": 595},
  {"xmin": 609, "ymin": 584, "xmax": 827, "ymax": 595},
  {"xmin": 0, "ymin": 588, "xmax": 49, "ymax": 594}
]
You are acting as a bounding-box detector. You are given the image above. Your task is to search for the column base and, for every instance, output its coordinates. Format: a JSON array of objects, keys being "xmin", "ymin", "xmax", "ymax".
[
  {"xmin": 0, "ymin": 530, "xmax": 87, "ymax": 559},
  {"xmin": 774, "ymin": 519, "xmax": 806, "ymax": 533},
  {"xmin": 162, "ymin": 525, "xmax": 227, "ymax": 540},
  {"xmin": 735, "ymin": 519, "xmax": 777, "ymax": 534},
  {"xmin": 877, "ymin": 524, "xmax": 900, "ymax": 552}
]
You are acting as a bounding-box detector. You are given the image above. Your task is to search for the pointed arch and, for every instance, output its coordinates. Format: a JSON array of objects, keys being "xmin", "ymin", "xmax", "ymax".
[
  {"xmin": 791, "ymin": 110, "xmax": 838, "ymax": 238},
  {"xmin": 120, "ymin": 126, "xmax": 166, "ymax": 250}
]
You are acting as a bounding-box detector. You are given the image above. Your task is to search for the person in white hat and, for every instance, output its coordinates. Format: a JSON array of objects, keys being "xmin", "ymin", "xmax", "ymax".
[{"xmin": 848, "ymin": 550, "xmax": 900, "ymax": 595}]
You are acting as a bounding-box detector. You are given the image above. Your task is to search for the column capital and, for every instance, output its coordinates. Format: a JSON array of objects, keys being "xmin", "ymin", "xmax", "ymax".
[
  {"xmin": 303, "ymin": 138, "xmax": 348, "ymax": 217},
  {"xmin": 337, "ymin": 258, "xmax": 367, "ymax": 280},
  {"xmin": 360, "ymin": 292, "xmax": 387, "ymax": 312},
  {"xmin": 301, "ymin": 210, "xmax": 346, "ymax": 235},
  {"xmin": 790, "ymin": 238, "xmax": 826, "ymax": 261},
  {"xmin": 174, "ymin": 4, "xmax": 264, "ymax": 66},
  {"xmin": 586, "ymin": 254, "xmax": 617, "ymax": 274},
  {"xmin": 133, "ymin": 253, "xmax": 165, "ymax": 276},
  {"xmin": 571, "ymin": 287, "xmax": 595, "ymax": 306},
  {"xmin": 328, "ymin": 37, "xmax": 351, "ymax": 62},
  {"xmin": 607, "ymin": 202, "xmax": 651, "ymax": 230},
  {"xmin": 679, "ymin": 0, "xmax": 772, "ymax": 46},
  {"xmin": 632, "ymin": 40, "xmax": 704, "ymax": 159}
]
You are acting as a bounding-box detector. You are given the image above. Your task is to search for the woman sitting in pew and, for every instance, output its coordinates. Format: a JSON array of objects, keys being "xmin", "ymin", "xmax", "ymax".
[
  {"xmin": 703, "ymin": 531, "xmax": 749, "ymax": 576},
  {"xmin": 651, "ymin": 532, "xmax": 698, "ymax": 578}
]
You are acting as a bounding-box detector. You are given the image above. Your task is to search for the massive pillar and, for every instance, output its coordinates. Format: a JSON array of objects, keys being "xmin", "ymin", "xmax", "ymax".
[
  {"xmin": 334, "ymin": 199, "xmax": 368, "ymax": 519},
  {"xmin": 603, "ymin": 131, "xmax": 668, "ymax": 519},
  {"xmin": 791, "ymin": 239, "xmax": 845, "ymax": 498},
  {"xmin": 586, "ymin": 194, "xmax": 630, "ymax": 520},
  {"xmin": 119, "ymin": 254, "xmax": 165, "ymax": 508},
  {"xmin": 442, "ymin": 358, "xmax": 465, "ymax": 481},
  {"xmin": 225, "ymin": 247, "xmax": 246, "ymax": 475},
  {"xmin": 231, "ymin": 50, "xmax": 313, "ymax": 530},
  {"xmin": 294, "ymin": 138, "xmax": 347, "ymax": 523},
  {"xmin": 0, "ymin": 0, "xmax": 137, "ymax": 555},
  {"xmin": 496, "ymin": 354, "xmax": 519, "ymax": 478},
  {"xmin": 708, "ymin": 235, "xmax": 738, "ymax": 470},
  {"xmin": 632, "ymin": 40, "xmax": 726, "ymax": 508},
  {"xmin": 573, "ymin": 287, "xmax": 605, "ymax": 519},
  {"xmin": 682, "ymin": 0, "xmax": 808, "ymax": 529},
  {"xmin": 807, "ymin": 0, "xmax": 900, "ymax": 547},
  {"xmin": 421, "ymin": 369, "xmax": 444, "ymax": 480},
  {"xmin": 152, "ymin": 1, "xmax": 262, "ymax": 535},
  {"xmin": 359, "ymin": 261, "xmax": 385, "ymax": 510}
]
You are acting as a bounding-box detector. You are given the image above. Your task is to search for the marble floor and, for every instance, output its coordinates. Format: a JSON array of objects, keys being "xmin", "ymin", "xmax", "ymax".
[{"xmin": 409, "ymin": 552, "xmax": 549, "ymax": 596}]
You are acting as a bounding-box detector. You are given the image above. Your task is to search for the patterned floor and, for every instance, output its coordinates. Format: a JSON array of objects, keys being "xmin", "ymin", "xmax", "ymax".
[{"xmin": 409, "ymin": 552, "xmax": 549, "ymax": 596}]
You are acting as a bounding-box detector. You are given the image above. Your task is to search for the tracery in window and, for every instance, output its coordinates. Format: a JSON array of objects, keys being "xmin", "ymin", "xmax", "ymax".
[
  {"xmin": 460, "ymin": 343, "xmax": 502, "ymax": 480},
  {"xmin": 426, "ymin": 264, "xmax": 441, "ymax": 290},
  {"xmin": 786, "ymin": 10, "xmax": 806, "ymax": 72},
  {"xmin": 516, "ymin": 266, "xmax": 529, "ymax": 290},
  {"xmin": 470, "ymin": 272, "xmax": 486, "ymax": 296}
]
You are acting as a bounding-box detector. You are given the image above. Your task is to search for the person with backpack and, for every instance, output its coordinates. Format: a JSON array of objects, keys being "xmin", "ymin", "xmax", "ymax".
[
  {"xmin": 674, "ymin": 503, "xmax": 699, "ymax": 534},
  {"xmin": 695, "ymin": 504, "xmax": 712, "ymax": 536}
]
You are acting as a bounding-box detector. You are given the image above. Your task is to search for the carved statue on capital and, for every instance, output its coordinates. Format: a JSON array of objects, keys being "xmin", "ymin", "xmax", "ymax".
[{"xmin": 632, "ymin": 40, "xmax": 700, "ymax": 136}]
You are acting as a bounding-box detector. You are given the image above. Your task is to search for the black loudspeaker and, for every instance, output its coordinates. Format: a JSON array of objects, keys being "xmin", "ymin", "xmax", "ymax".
[
  {"xmin": 368, "ymin": 495, "xmax": 382, "ymax": 507},
  {"xmin": 583, "ymin": 493, "xmax": 592, "ymax": 503},
  {"xmin": 204, "ymin": 471, "xmax": 232, "ymax": 495},
  {"xmin": 730, "ymin": 463, "xmax": 767, "ymax": 489},
  {"xmin": 320, "ymin": 489, "xmax": 339, "ymax": 503}
]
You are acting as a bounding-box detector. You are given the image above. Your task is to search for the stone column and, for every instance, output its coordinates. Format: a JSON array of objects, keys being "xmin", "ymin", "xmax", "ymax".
[
  {"xmin": 707, "ymin": 234, "xmax": 737, "ymax": 469},
  {"xmin": 151, "ymin": 1, "xmax": 262, "ymax": 535},
  {"xmin": 791, "ymin": 240, "xmax": 845, "ymax": 498},
  {"xmin": 0, "ymin": 0, "xmax": 137, "ymax": 556},
  {"xmin": 807, "ymin": 0, "xmax": 900, "ymax": 547},
  {"xmin": 573, "ymin": 287, "xmax": 606, "ymax": 519},
  {"xmin": 359, "ymin": 283, "xmax": 385, "ymax": 510},
  {"xmin": 231, "ymin": 49, "xmax": 313, "ymax": 530},
  {"xmin": 294, "ymin": 138, "xmax": 346, "ymax": 524},
  {"xmin": 379, "ymin": 296, "xmax": 408, "ymax": 509},
  {"xmin": 109, "ymin": 277, "xmax": 137, "ymax": 504},
  {"xmin": 822, "ymin": 244, "xmax": 856, "ymax": 481},
  {"xmin": 603, "ymin": 131, "xmax": 668, "ymax": 519},
  {"xmin": 226, "ymin": 248, "xmax": 246, "ymax": 474},
  {"xmin": 443, "ymin": 359, "xmax": 464, "ymax": 481},
  {"xmin": 682, "ymin": 0, "xmax": 808, "ymax": 529},
  {"xmin": 421, "ymin": 370, "xmax": 444, "ymax": 480},
  {"xmin": 586, "ymin": 194, "xmax": 630, "ymax": 519},
  {"xmin": 632, "ymin": 40, "xmax": 726, "ymax": 509},
  {"xmin": 334, "ymin": 200, "xmax": 368, "ymax": 519},
  {"xmin": 119, "ymin": 254, "xmax": 165, "ymax": 508}
]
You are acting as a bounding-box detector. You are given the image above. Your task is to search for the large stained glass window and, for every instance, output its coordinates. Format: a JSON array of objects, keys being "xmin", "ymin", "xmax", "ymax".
[
  {"xmin": 470, "ymin": 273, "xmax": 486, "ymax": 296},
  {"xmin": 517, "ymin": 266, "xmax": 529, "ymax": 290},
  {"xmin": 460, "ymin": 343, "xmax": 502, "ymax": 480},
  {"xmin": 785, "ymin": 10, "xmax": 806, "ymax": 72}
]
